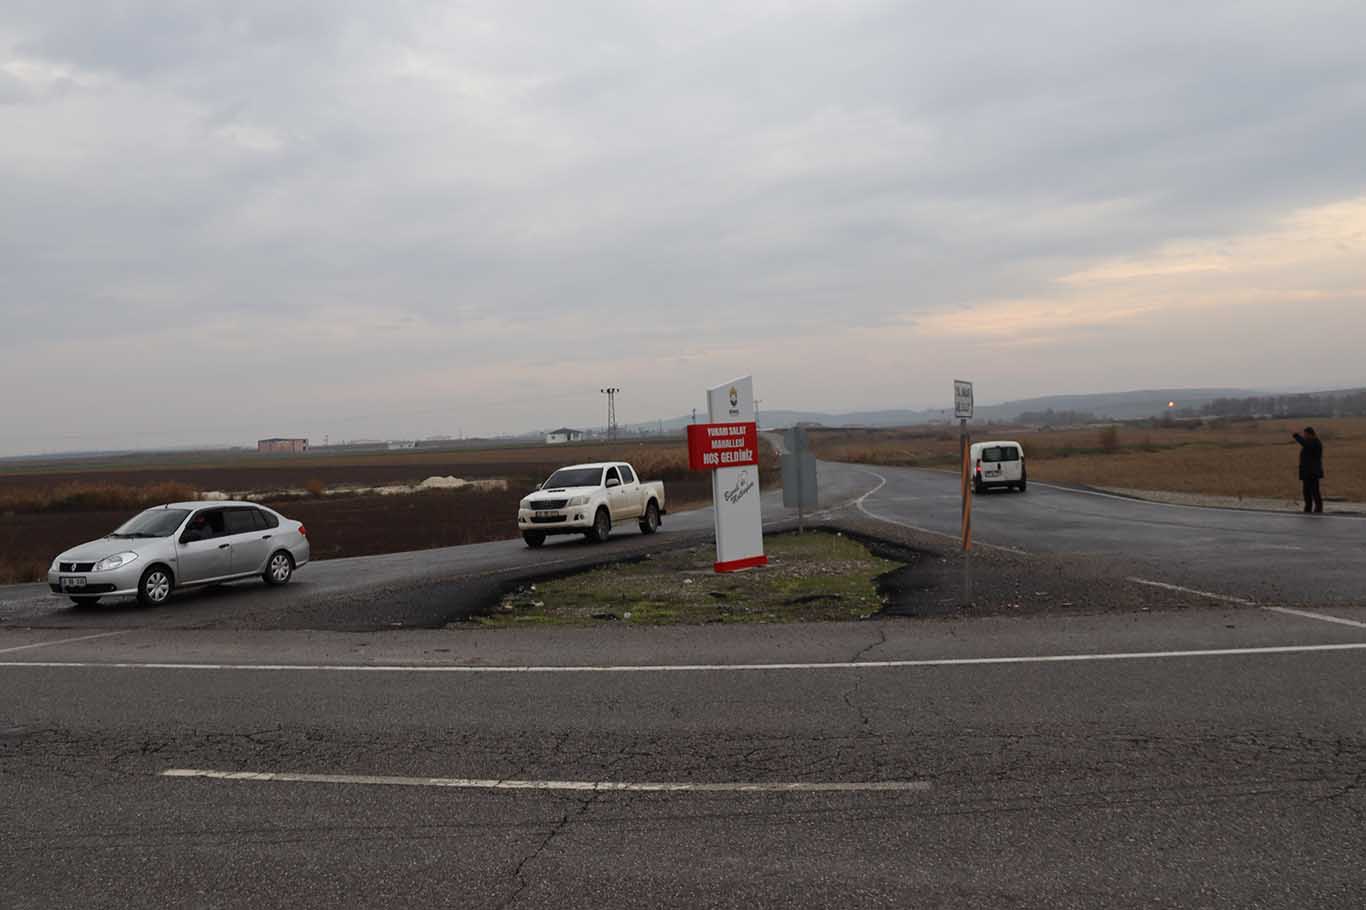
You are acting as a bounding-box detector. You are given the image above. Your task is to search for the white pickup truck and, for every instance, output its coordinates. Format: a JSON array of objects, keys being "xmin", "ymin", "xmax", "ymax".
[{"xmin": 517, "ymin": 461, "xmax": 666, "ymax": 548}]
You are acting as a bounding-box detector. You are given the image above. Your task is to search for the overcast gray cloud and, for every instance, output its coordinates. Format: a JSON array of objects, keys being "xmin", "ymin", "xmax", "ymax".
[{"xmin": 3, "ymin": 1, "xmax": 1365, "ymax": 453}]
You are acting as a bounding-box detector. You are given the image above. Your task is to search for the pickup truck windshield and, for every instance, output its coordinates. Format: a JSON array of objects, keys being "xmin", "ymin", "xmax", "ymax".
[{"xmin": 542, "ymin": 468, "xmax": 604, "ymax": 489}]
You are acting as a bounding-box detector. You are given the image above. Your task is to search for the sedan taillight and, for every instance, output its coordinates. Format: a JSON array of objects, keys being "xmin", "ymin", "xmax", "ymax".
[{"xmin": 297, "ymin": 524, "xmax": 308, "ymax": 538}]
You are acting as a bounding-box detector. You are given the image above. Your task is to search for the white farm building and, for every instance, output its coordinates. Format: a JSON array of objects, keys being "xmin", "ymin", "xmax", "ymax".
[{"xmin": 545, "ymin": 427, "xmax": 585, "ymax": 445}]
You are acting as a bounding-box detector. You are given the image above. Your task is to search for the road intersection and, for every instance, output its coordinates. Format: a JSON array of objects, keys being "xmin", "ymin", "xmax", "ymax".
[{"xmin": 2, "ymin": 461, "xmax": 1363, "ymax": 908}]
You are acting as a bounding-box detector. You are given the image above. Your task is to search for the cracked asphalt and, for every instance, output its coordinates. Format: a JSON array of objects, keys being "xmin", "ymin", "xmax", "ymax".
[{"xmin": 2, "ymin": 462, "xmax": 1364, "ymax": 907}]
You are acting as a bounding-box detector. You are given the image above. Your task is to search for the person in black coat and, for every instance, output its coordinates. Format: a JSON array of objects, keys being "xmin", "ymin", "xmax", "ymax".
[{"xmin": 1293, "ymin": 427, "xmax": 1324, "ymax": 513}]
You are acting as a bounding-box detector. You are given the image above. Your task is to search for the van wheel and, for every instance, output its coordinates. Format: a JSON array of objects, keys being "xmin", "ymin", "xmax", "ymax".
[
  {"xmin": 1018, "ymin": 480, "xmax": 1027, "ymax": 492},
  {"xmin": 638, "ymin": 501, "xmax": 660, "ymax": 535},
  {"xmin": 590, "ymin": 507, "xmax": 612, "ymax": 543},
  {"xmin": 523, "ymin": 532, "xmax": 546, "ymax": 549}
]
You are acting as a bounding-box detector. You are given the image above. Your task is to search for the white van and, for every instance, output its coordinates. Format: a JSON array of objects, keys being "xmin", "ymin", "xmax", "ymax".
[{"xmin": 971, "ymin": 440, "xmax": 1027, "ymax": 494}]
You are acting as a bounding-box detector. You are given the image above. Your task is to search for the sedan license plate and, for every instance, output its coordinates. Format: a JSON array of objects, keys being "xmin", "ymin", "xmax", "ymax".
[{"xmin": 60, "ymin": 576, "xmax": 87, "ymax": 590}]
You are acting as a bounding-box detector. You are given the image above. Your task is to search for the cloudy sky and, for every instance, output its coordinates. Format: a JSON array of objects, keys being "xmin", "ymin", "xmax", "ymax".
[{"xmin": 3, "ymin": 1, "xmax": 1365, "ymax": 454}]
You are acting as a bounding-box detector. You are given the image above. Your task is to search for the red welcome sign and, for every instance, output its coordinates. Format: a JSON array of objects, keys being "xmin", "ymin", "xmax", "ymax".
[{"xmin": 688, "ymin": 422, "xmax": 759, "ymax": 471}]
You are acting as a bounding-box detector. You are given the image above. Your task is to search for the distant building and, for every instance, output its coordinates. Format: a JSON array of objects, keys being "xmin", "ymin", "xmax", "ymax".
[
  {"xmin": 258, "ymin": 437, "xmax": 309, "ymax": 454},
  {"xmin": 387, "ymin": 441, "xmax": 417, "ymax": 450},
  {"xmin": 545, "ymin": 428, "xmax": 585, "ymax": 445}
]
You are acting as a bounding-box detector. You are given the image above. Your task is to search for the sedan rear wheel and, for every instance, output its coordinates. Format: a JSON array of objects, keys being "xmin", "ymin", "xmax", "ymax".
[
  {"xmin": 264, "ymin": 551, "xmax": 294, "ymax": 586},
  {"xmin": 138, "ymin": 566, "xmax": 174, "ymax": 606}
]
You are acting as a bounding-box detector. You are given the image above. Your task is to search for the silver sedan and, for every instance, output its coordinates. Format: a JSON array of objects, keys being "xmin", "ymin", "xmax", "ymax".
[{"xmin": 48, "ymin": 501, "xmax": 311, "ymax": 606}]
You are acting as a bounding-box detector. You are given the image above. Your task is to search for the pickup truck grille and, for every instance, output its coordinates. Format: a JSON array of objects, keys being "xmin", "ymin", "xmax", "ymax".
[{"xmin": 529, "ymin": 499, "xmax": 569, "ymax": 510}]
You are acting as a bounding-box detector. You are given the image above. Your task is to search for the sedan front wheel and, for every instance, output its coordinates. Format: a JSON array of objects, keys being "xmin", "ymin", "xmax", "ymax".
[{"xmin": 138, "ymin": 566, "xmax": 174, "ymax": 607}]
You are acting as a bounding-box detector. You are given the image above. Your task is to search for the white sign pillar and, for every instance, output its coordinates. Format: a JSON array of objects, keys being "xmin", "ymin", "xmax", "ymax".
[{"xmin": 707, "ymin": 376, "xmax": 766, "ymax": 572}]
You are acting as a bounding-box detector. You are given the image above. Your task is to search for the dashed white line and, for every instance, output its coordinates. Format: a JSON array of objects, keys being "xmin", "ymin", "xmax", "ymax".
[
  {"xmin": 1126, "ymin": 577, "xmax": 1258, "ymax": 606},
  {"xmin": 0, "ymin": 630, "xmax": 130, "ymax": 655},
  {"xmin": 161, "ymin": 768, "xmax": 933, "ymax": 794},
  {"xmin": 1262, "ymin": 606, "xmax": 1366, "ymax": 630},
  {"xmin": 5, "ymin": 642, "xmax": 1365, "ymax": 674},
  {"xmin": 1127, "ymin": 579, "xmax": 1366, "ymax": 631}
]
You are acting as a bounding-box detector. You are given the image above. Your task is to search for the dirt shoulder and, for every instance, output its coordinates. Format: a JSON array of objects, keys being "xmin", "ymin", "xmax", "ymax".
[{"xmin": 479, "ymin": 525, "xmax": 1223, "ymax": 628}]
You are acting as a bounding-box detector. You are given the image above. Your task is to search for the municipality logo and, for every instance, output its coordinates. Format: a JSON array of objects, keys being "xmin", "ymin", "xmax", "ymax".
[{"xmin": 729, "ymin": 387, "xmax": 739, "ymax": 408}]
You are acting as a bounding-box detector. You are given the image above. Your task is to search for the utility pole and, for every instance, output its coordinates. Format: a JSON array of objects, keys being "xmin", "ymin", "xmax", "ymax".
[
  {"xmin": 754, "ymin": 399, "xmax": 763, "ymax": 428},
  {"xmin": 691, "ymin": 408, "xmax": 697, "ymax": 425},
  {"xmin": 600, "ymin": 387, "xmax": 620, "ymax": 441}
]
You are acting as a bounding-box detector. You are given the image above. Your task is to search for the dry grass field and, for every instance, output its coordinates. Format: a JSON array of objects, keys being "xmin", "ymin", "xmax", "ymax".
[
  {"xmin": 0, "ymin": 438, "xmax": 777, "ymax": 584},
  {"xmin": 809, "ymin": 418, "xmax": 1366, "ymax": 504}
]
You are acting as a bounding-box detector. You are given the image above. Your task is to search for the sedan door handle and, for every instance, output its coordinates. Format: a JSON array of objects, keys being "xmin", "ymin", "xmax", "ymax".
[
  {"xmin": 261, "ymin": 535, "xmax": 272, "ymax": 540},
  {"xmin": 218, "ymin": 543, "xmax": 231, "ymax": 550}
]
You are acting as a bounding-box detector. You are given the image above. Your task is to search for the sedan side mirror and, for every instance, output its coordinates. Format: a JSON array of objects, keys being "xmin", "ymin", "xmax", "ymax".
[{"xmin": 180, "ymin": 531, "xmax": 202, "ymax": 544}]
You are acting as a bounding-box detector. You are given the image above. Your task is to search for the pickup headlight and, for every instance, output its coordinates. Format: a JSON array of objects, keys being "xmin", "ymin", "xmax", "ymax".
[
  {"xmin": 94, "ymin": 552, "xmax": 140, "ymax": 572},
  {"xmin": 567, "ymin": 495, "xmax": 590, "ymax": 507},
  {"xmin": 519, "ymin": 498, "xmax": 532, "ymax": 510}
]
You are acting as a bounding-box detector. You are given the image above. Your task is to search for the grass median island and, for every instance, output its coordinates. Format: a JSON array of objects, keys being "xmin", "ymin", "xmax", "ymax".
[{"xmin": 483, "ymin": 532, "xmax": 900, "ymax": 626}]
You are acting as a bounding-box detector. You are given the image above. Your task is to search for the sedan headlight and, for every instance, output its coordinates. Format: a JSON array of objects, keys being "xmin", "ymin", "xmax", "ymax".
[
  {"xmin": 94, "ymin": 552, "xmax": 140, "ymax": 572},
  {"xmin": 566, "ymin": 495, "xmax": 590, "ymax": 507}
]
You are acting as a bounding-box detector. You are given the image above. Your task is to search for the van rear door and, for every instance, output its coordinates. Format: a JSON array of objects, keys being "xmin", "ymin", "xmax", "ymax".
[
  {"xmin": 980, "ymin": 446, "xmax": 1008, "ymax": 482},
  {"xmin": 1002, "ymin": 445, "xmax": 1023, "ymax": 482}
]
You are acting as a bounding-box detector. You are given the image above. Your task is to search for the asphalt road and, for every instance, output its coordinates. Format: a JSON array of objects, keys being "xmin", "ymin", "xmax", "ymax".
[
  {"xmin": 3, "ymin": 461, "xmax": 1364, "ymax": 907},
  {"xmin": 834, "ymin": 461, "xmax": 1366, "ymax": 605},
  {"xmin": 2, "ymin": 608, "xmax": 1364, "ymax": 908}
]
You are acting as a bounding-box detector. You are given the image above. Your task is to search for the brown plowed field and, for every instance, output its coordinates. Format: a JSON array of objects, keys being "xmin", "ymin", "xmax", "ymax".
[{"xmin": 0, "ymin": 438, "xmax": 765, "ymax": 583}]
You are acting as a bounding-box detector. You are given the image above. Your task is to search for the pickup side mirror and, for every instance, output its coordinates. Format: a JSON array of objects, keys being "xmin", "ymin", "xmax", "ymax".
[
  {"xmin": 534, "ymin": 482, "xmax": 543, "ymax": 491},
  {"xmin": 605, "ymin": 478, "xmax": 621, "ymax": 489}
]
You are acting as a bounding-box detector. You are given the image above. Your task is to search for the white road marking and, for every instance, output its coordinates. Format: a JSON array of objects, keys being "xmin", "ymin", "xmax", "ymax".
[
  {"xmin": 5, "ymin": 642, "xmax": 1365, "ymax": 675},
  {"xmin": 0, "ymin": 630, "xmax": 130, "ymax": 654},
  {"xmin": 161, "ymin": 768, "xmax": 932, "ymax": 794},
  {"xmin": 851, "ymin": 469, "xmax": 1029, "ymax": 555},
  {"xmin": 1127, "ymin": 579, "xmax": 1366, "ymax": 631},
  {"xmin": 1127, "ymin": 577, "xmax": 1258, "ymax": 606},
  {"xmin": 1262, "ymin": 606, "xmax": 1366, "ymax": 630}
]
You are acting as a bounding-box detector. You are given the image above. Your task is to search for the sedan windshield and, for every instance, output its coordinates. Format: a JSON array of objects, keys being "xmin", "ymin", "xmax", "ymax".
[
  {"xmin": 541, "ymin": 468, "xmax": 602, "ymax": 489},
  {"xmin": 110, "ymin": 508, "xmax": 191, "ymax": 539}
]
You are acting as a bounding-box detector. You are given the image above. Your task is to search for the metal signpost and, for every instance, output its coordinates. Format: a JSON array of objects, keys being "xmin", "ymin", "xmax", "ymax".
[
  {"xmin": 781, "ymin": 427, "xmax": 818, "ymax": 533},
  {"xmin": 686, "ymin": 376, "xmax": 767, "ymax": 572},
  {"xmin": 954, "ymin": 380, "xmax": 974, "ymax": 552}
]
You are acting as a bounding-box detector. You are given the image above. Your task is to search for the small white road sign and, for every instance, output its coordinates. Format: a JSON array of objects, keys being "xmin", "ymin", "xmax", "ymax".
[{"xmin": 954, "ymin": 380, "xmax": 974, "ymax": 419}]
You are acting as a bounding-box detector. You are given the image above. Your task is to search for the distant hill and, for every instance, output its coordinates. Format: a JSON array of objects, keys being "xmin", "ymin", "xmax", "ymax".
[{"xmin": 643, "ymin": 388, "xmax": 1260, "ymax": 430}]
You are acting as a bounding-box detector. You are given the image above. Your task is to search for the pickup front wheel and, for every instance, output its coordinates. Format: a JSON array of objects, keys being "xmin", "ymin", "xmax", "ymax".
[
  {"xmin": 588, "ymin": 507, "xmax": 612, "ymax": 543},
  {"xmin": 638, "ymin": 500, "xmax": 660, "ymax": 535},
  {"xmin": 523, "ymin": 531, "xmax": 546, "ymax": 549}
]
